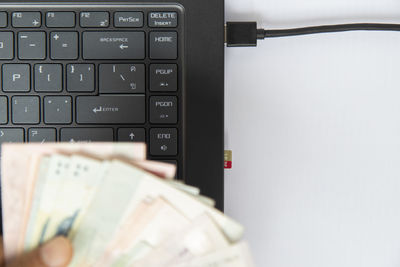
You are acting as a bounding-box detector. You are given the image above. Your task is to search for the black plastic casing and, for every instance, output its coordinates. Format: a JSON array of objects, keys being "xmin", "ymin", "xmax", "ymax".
[{"xmin": 226, "ymin": 21, "xmax": 258, "ymax": 47}]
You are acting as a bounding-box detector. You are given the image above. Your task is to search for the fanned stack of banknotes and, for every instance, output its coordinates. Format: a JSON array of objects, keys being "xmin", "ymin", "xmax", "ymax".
[{"xmin": 1, "ymin": 143, "xmax": 254, "ymax": 267}]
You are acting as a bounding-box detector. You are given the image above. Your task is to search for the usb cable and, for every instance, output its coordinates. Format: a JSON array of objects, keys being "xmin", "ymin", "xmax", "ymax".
[{"xmin": 225, "ymin": 22, "xmax": 400, "ymax": 47}]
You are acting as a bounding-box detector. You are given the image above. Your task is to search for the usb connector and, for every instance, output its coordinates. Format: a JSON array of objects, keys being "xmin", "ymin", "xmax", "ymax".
[{"xmin": 225, "ymin": 22, "xmax": 263, "ymax": 47}]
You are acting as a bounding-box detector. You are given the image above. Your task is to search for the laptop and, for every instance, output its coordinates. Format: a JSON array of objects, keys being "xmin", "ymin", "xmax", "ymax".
[{"xmin": 0, "ymin": 0, "xmax": 225, "ymax": 225}]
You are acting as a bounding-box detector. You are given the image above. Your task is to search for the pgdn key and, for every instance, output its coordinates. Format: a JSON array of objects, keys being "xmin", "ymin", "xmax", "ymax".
[{"xmin": 76, "ymin": 96, "xmax": 145, "ymax": 124}]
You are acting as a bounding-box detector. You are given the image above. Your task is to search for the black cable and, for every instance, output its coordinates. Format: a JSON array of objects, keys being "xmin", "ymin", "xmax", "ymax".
[
  {"xmin": 261, "ymin": 23, "xmax": 400, "ymax": 38},
  {"xmin": 225, "ymin": 22, "xmax": 400, "ymax": 47}
]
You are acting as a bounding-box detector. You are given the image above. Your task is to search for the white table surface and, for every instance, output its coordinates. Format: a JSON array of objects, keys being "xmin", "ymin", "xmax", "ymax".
[{"xmin": 224, "ymin": 1, "xmax": 400, "ymax": 266}]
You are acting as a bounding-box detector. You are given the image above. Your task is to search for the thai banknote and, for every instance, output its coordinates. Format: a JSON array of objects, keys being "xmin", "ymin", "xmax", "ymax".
[
  {"xmin": 174, "ymin": 242, "xmax": 255, "ymax": 267},
  {"xmin": 1, "ymin": 143, "xmax": 254, "ymax": 267},
  {"xmin": 1, "ymin": 143, "xmax": 146, "ymax": 259}
]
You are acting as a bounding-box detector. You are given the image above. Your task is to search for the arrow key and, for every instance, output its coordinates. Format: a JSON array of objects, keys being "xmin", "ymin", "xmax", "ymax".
[{"xmin": 117, "ymin": 128, "xmax": 145, "ymax": 142}]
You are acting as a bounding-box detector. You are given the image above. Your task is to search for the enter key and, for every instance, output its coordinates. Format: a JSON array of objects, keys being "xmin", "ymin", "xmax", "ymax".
[{"xmin": 76, "ymin": 95, "xmax": 145, "ymax": 124}]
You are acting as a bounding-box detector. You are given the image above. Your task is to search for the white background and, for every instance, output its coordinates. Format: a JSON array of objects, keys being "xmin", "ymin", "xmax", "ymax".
[{"xmin": 224, "ymin": 1, "xmax": 400, "ymax": 266}]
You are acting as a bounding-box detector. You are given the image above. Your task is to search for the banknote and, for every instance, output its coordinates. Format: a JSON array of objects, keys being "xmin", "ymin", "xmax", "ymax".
[
  {"xmin": 108, "ymin": 160, "xmax": 244, "ymax": 243},
  {"xmin": 25, "ymin": 155, "xmax": 175, "ymax": 250},
  {"xmin": 1, "ymin": 143, "xmax": 254, "ymax": 267},
  {"xmin": 194, "ymin": 195, "xmax": 216, "ymax": 207},
  {"xmin": 96, "ymin": 197, "xmax": 191, "ymax": 266},
  {"xmin": 69, "ymin": 160, "xmax": 243, "ymax": 265},
  {"xmin": 133, "ymin": 160, "xmax": 176, "ymax": 179},
  {"xmin": 131, "ymin": 214, "xmax": 230, "ymax": 267},
  {"xmin": 174, "ymin": 242, "xmax": 255, "ymax": 267},
  {"xmin": 24, "ymin": 155, "xmax": 72, "ymax": 250},
  {"xmin": 24, "ymin": 155, "xmax": 106, "ymax": 249},
  {"xmin": 68, "ymin": 160, "xmax": 143, "ymax": 266},
  {"xmin": 165, "ymin": 180, "xmax": 218, "ymax": 207},
  {"xmin": 22, "ymin": 156, "xmax": 50, "ymax": 251},
  {"xmin": 1, "ymin": 143, "xmax": 146, "ymax": 259},
  {"xmin": 167, "ymin": 180, "xmax": 200, "ymax": 195}
]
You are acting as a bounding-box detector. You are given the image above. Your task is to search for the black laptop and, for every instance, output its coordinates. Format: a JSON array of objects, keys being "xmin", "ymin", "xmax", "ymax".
[{"xmin": 0, "ymin": 0, "xmax": 225, "ymax": 220}]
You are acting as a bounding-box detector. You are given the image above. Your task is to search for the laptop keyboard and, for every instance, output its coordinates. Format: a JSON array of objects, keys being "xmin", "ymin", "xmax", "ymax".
[{"xmin": 0, "ymin": 4, "xmax": 184, "ymax": 178}]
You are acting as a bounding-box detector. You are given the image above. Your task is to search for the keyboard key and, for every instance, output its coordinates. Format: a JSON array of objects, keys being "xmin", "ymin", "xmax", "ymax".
[
  {"xmin": 99, "ymin": 64, "xmax": 145, "ymax": 94},
  {"xmin": 34, "ymin": 64, "xmax": 63, "ymax": 92},
  {"xmin": 0, "ymin": 12, "xmax": 7, "ymax": 27},
  {"xmin": 0, "ymin": 32, "xmax": 13, "ymax": 59},
  {"xmin": 150, "ymin": 32, "xmax": 178, "ymax": 59},
  {"xmin": 2, "ymin": 64, "xmax": 30, "ymax": 92},
  {"xmin": 114, "ymin": 12, "xmax": 143, "ymax": 27},
  {"xmin": 150, "ymin": 96, "xmax": 178, "ymax": 124},
  {"xmin": 150, "ymin": 64, "xmax": 178, "ymax": 91},
  {"xmin": 50, "ymin": 32, "xmax": 78, "ymax": 59},
  {"xmin": 18, "ymin": 32, "xmax": 46, "ymax": 60},
  {"xmin": 82, "ymin": 31, "xmax": 145, "ymax": 60},
  {"xmin": 148, "ymin": 12, "xmax": 178, "ymax": 28},
  {"xmin": 117, "ymin": 128, "xmax": 145, "ymax": 142},
  {"xmin": 12, "ymin": 12, "xmax": 41, "ymax": 28},
  {"xmin": 44, "ymin": 96, "xmax": 72, "ymax": 124},
  {"xmin": 80, "ymin": 11, "xmax": 109, "ymax": 27},
  {"xmin": 28, "ymin": 128, "xmax": 56, "ymax": 142},
  {"xmin": 66, "ymin": 64, "xmax": 95, "ymax": 92},
  {"xmin": 60, "ymin": 128, "xmax": 113, "ymax": 142},
  {"xmin": 76, "ymin": 95, "xmax": 145, "ymax": 124},
  {"xmin": 0, "ymin": 128, "xmax": 24, "ymax": 144},
  {"xmin": 12, "ymin": 96, "xmax": 40, "ymax": 124},
  {"xmin": 0, "ymin": 97, "xmax": 8, "ymax": 124},
  {"xmin": 150, "ymin": 128, "xmax": 177, "ymax": 156},
  {"xmin": 46, "ymin": 12, "xmax": 75, "ymax": 28}
]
